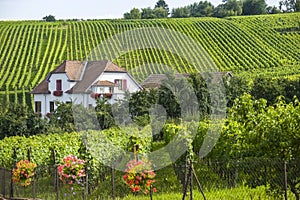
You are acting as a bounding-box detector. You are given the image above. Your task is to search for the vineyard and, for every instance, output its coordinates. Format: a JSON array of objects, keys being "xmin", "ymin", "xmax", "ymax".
[{"xmin": 0, "ymin": 13, "xmax": 299, "ymax": 97}]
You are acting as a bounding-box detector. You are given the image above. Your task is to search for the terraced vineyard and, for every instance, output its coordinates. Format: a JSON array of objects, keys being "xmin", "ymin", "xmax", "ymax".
[{"xmin": 0, "ymin": 13, "xmax": 299, "ymax": 93}]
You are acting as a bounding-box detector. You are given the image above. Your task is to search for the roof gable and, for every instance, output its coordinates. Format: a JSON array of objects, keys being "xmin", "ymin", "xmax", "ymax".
[{"xmin": 51, "ymin": 60, "xmax": 85, "ymax": 81}]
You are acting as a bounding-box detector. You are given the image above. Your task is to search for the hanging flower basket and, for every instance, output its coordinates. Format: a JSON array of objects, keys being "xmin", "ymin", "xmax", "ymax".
[
  {"xmin": 12, "ymin": 160, "xmax": 37, "ymax": 187},
  {"xmin": 58, "ymin": 155, "xmax": 86, "ymax": 190},
  {"xmin": 123, "ymin": 159, "xmax": 156, "ymax": 194},
  {"xmin": 53, "ymin": 90, "xmax": 63, "ymax": 96}
]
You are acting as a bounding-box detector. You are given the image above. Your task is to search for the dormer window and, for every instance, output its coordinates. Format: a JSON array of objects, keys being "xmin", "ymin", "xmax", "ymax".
[{"xmin": 56, "ymin": 79, "xmax": 62, "ymax": 91}]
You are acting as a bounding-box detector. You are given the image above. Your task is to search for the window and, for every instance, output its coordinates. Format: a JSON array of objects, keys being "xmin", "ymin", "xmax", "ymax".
[
  {"xmin": 114, "ymin": 79, "xmax": 127, "ymax": 91},
  {"xmin": 35, "ymin": 101, "xmax": 41, "ymax": 113},
  {"xmin": 109, "ymin": 87, "xmax": 114, "ymax": 93},
  {"xmin": 56, "ymin": 79, "xmax": 62, "ymax": 91},
  {"xmin": 50, "ymin": 101, "xmax": 55, "ymax": 112},
  {"xmin": 99, "ymin": 87, "xmax": 105, "ymax": 93}
]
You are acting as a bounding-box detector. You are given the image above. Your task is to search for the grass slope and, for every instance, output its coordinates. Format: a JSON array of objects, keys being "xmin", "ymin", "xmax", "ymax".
[{"xmin": 0, "ymin": 13, "xmax": 299, "ymax": 91}]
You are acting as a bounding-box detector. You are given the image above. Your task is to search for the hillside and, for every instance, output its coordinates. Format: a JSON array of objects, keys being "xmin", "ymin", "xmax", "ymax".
[{"xmin": 0, "ymin": 13, "xmax": 299, "ymax": 91}]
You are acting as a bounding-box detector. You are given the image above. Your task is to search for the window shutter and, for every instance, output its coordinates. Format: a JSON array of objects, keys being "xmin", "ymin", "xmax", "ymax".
[
  {"xmin": 56, "ymin": 80, "xmax": 62, "ymax": 91},
  {"xmin": 123, "ymin": 79, "xmax": 127, "ymax": 90}
]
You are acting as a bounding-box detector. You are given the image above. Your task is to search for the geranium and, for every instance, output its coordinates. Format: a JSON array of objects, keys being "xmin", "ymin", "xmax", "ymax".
[
  {"xmin": 12, "ymin": 160, "xmax": 37, "ymax": 187},
  {"xmin": 123, "ymin": 159, "xmax": 156, "ymax": 194},
  {"xmin": 58, "ymin": 155, "xmax": 85, "ymax": 190}
]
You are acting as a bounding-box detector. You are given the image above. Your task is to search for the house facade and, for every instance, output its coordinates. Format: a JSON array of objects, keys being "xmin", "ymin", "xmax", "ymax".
[{"xmin": 31, "ymin": 60, "xmax": 142, "ymax": 117}]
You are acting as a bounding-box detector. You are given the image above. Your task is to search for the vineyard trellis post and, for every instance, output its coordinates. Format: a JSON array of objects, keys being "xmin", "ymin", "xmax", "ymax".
[
  {"xmin": 284, "ymin": 160, "xmax": 288, "ymax": 200},
  {"xmin": 51, "ymin": 148, "xmax": 59, "ymax": 200},
  {"xmin": 111, "ymin": 164, "xmax": 115, "ymax": 200},
  {"xmin": 27, "ymin": 147, "xmax": 36, "ymax": 199},
  {"xmin": 10, "ymin": 148, "xmax": 17, "ymax": 198}
]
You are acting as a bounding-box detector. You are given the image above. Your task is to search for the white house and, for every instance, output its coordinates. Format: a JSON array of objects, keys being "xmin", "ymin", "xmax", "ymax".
[{"xmin": 31, "ymin": 60, "xmax": 142, "ymax": 117}]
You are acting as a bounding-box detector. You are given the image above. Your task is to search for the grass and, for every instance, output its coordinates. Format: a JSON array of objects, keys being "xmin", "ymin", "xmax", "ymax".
[{"xmin": 34, "ymin": 186, "xmax": 286, "ymax": 200}]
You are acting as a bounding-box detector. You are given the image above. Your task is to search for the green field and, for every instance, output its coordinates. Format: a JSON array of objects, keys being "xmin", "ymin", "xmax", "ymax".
[{"xmin": 0, "ymin": 13, "xmax": 299, "ymax": 92}]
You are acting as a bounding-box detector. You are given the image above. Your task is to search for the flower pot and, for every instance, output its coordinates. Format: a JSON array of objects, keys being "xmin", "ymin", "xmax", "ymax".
[{"xmin": 53, "ymin": 90, "xmax": 63, "ymax": 96}]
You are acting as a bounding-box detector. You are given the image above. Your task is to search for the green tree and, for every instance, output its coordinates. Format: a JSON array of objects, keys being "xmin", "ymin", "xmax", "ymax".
[
  {"xmin": 279, "ymin": 0, "xmax": 300, "ymax": 12},
  {"xmin": 0, "ymin": 103, "xmax": 48, "ymax": 139},
  {"xmin": 266, "ymin": 5, "xmax": 282, "ymax": 13},
  {"xmin": 95, "ymin": 98, "xmax": 115, "ymax": 130},
  {"xmin": 42, "ymin": 15, "xmax": 56, "ymax": 22},
  {"xmin": 49, "ymin": 101, "xmax": 75, "ymax": 132},
  {"xmin": 124, "ymin": 8, "xmax": 141, "ymax": 19},
  {"xmin": 171, "ymin": 7, "xmax": 190, "ymax": 18},
  {"xmin": 153, "ymin": 7, "xmax": 169, "ymax": 18},
  {"xmin": 242, "ymin": 0, "xmax": 267, "ymax": 15},
  {"xmin": 297, "ymin": 0, "xmax": 300, "ymax": 11},
  {"xmin": 213, "ymin": 4, "xmax": 233, "ymax": 17},
  {"xmin": 154, "ymin": 0, "xmax": 170, "ymax": 15},
  {"xmin": 141, "ymin": 7, "xmax": 157, "ymax": 19},
  {"xmin": 251, "ymin": 77, "xmax": 284, "ymax": 105},
  {"xmin": 189, "ymin": 1, "xmax": 215, "ymax": 17},
  {"xmin": 226, "ymin": 0, "xmax": 243, "ymax": 15}
]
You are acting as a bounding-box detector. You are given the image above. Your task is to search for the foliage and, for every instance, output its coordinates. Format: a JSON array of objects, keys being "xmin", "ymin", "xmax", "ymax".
[
  {"xmin": 0, "ymin": 132, "xmax": 82, "ymax": 168},
  {"xmin": 12, "ymin": 159, "xmax": 36, "ymax": 187},
  {"xmin": 242, "ymin": 0, "xmax": 267, "ymax": 15},
  {"xmin": 123, "ymin": 159, "xmax": 156, "ymax": 194},
  {"xmin": 213, "ymin": 93, "xmax": 300, "ymax": 198},
  {"xmin": 171, "ymin": 7, "xmax": 190, "ymax": 18},
  {"xmin": 95, "ymin": 98, "xmax": 116, "ymax": 130},
  {"xmin": 266, "ymin": 6, "xmax": 282, "ymax": 14},
  {"xmin": 153, "ymin": 7, "xmax": 169, "ymax": 18},
  {"xmin": 0, "ymin": 103, "xmax": 48, "ymax": 139},
  {"xmin": 49, "ymin": 101, "xmax": 75, "ymax": 132},
  {"xmin": 189, "ymin": 1, "xmax": 215, "ymax": 17},
  {"xmin": 141, "ymin": 7, "xmax": 157, "ymax": 19},
  {"xmin": 124, "ymin": 8, "xmax": 141, "ymax": 19},
  {"xmin": 42, "ymin": 15, "xmax": 56, "ymax": 22},
  {"xmin": 279, "ymin": 0, "xmax": 300, "ymax": 12},
  {"xmin": 154, "ymin": 0, "xmax": 169, "ymax": 14},
  {"xmin": 213, "ymin": 0, "xmax": 243, "ymax": 17}
]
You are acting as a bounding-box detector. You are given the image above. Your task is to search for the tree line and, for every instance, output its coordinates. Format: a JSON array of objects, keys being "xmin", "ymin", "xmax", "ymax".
[{"xmin": 124, "ymin": 0, "xmax": 300, "ymax": 19}]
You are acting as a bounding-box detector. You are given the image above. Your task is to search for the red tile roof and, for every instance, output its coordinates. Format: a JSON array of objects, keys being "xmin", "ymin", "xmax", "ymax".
[{"xmin": 93, "ymin": 80, "xmax": 115, "ymax": 87}]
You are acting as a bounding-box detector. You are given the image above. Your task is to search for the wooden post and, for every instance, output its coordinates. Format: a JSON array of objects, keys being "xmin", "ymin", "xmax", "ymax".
[
  {"xmin": 190, "ymin": 159, "xmax": 193, "ymax": 200},
  {"xmin": 182, "ymin": 158, "xmax": 192, "ymax": 200},
  {"xmin": 2, "ymin": 168, "xmax": 6, "ymax": 197},
  {"xmin": 150, "ymin": 185, "xmax": 153, "ymax": 200},
  {"xmin": 111, "ymin": 165, "xmax": 115, "ymax": 200},
  {"xmin": 192, "ymin": 164, "xmax": 206, "ymax": 200},
  {"xmin": 52, "ymin": 149, "xmax": 59, "ymax": 200},
  {"xmin": 134, "ymin": 144, "xmax": 137, "ymax": 161},
  {"xmin": 10, "ymin": 148, "xmax": 17, "ymax": 198},
  {"xmin": 284, "ymin": 160, "xmax": 288, "ymax": 200}
]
